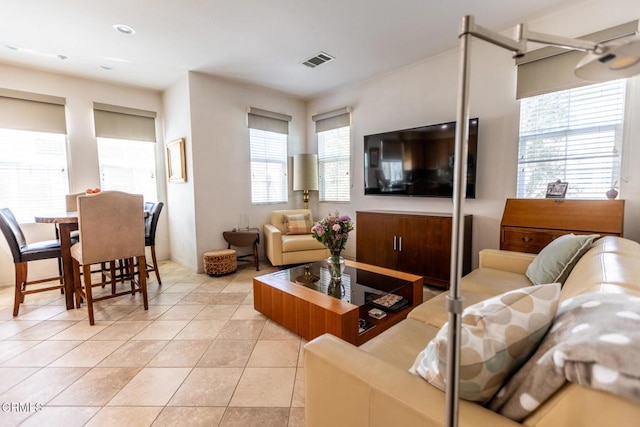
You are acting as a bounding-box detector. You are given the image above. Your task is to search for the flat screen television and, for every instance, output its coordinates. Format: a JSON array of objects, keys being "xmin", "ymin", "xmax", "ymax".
[{"xmin": 364, "ymin": 118, "xmax": 479, "ymax": 198}]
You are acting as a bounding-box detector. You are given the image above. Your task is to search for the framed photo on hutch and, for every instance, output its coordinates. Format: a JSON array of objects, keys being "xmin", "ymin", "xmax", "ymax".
[
  {"xmin": 167, "ymin": 138, "xmax": 186, "ymax": 183},
  {"xmin": 545, "ymin": 180, "xmax": 568, "ymax": 198}
]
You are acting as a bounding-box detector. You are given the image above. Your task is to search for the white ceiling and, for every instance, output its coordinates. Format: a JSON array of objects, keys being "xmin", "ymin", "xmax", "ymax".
[{"xmin": 0, "ymin": 0, "xmax": 583, "ymax": 99}]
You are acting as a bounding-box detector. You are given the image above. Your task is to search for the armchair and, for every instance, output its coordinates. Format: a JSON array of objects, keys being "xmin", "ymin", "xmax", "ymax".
[{"xmin": 263, "ymin": 209, "xmax": 328, "ymax": 266}]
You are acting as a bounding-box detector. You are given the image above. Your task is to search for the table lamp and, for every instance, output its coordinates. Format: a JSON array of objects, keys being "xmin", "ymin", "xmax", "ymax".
[{"xmin": 293, "ymin": 154, "xmax": 319, "ymax": 209}]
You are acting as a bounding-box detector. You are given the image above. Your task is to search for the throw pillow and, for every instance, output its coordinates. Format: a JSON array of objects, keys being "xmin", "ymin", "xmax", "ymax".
[
  {"xmin": 526, "ymin": 233, "xmax": 599, "ymax": 285},
  {"xmin": 409, "ymin": 283, "xmax": 561, "ymax": 403},
  {"xmin": 285, "ymin": 213, "xmax": 313, "ymax": 235}
]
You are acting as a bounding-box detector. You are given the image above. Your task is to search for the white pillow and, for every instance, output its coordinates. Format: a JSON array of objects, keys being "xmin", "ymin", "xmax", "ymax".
[{"xmin": 410, "ymin": 283, "xmax": 561, "ymax": 403}]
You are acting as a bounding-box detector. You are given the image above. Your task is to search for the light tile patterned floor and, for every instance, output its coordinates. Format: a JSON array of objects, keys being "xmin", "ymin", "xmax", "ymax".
[{"xmin": 0, "ymin": 261, "xmax": 307, "ymax": 427}]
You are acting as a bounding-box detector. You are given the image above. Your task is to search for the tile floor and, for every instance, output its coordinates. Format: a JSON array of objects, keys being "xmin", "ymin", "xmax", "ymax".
[{"xmin": 0, "ymin": 261, "xmax": 307, "ymax": 427}]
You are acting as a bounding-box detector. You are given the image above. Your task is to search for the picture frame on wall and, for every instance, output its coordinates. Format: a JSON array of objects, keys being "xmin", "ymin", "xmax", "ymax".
[
  {"xmin": 167, "ymin": 138, "xmax": 186, "ymax": 183},
  {"xmin": 545, "ymin": 180, "xmax": 568, "ymax": 198}
]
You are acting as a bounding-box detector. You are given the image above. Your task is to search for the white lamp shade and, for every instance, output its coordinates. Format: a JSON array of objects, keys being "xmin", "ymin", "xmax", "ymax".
[
  {"xmin": 575, "ymin": 36, "xmax": 640, "ymax": 80},
  {"xmin": 293, "ymin": 154, "xmax": 319, "ymax": 191}
]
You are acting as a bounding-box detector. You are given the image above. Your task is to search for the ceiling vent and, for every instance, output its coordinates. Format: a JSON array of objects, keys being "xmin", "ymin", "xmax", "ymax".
[{"xmin": 302, "ymin": 52, "xmax": 335, "ymax": 68}]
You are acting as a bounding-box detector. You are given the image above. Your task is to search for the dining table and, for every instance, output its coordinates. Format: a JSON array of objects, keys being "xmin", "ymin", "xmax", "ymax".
[
  {"xmin": 35, "ymin": 209, "xmax": 151, "ymax": 310},
  {"xmin": 35, "ymin": 212, "xmax": 79, "ymax": 310}
]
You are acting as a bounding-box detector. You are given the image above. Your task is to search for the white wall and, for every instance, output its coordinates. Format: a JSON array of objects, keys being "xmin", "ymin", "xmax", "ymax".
[
  {"xmin": 306, "ymin": 0, "xmax": 640, "ymax": 266},
  {"xmin": 162, "ymin": 75, "xmax": 197, "ymax": 270},
  {"xmin": 0, "ymin": 63, "xmax": 168, "ymax": 285},
  {"xmin": 166, "ymin": 72, "xmax": 307, "ymax": 272}
]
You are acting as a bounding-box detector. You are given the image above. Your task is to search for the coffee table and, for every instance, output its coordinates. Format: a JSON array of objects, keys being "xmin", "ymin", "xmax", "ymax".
[{"xmin": 253, "ymin": 260, "xmax": 423, "ymax": 345}]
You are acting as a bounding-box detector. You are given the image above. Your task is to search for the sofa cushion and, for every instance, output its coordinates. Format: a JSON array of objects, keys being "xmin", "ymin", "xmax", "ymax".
[
  {"xmin": 489, "ymin": 292, "xmax": 640, "ymax": 421},
  {"xmin": 285, "ymin": 213, "xmax": 313, "ymax": 235},
  {"xmin": 360, "ymin": 318, "xmax": 438, "ymax": 370},
  {"xmin": 526, "ymin": 233, "xmax": 599, "ymax": 286},
  {"xmin": 410, "ymin": 283, "xmax": 561, "ymax": 403},
  {"xmin": 282, "ymin": 234, "xmax": 326, "ymax": 252},
  {"xmin": 461, "ymin": 268, "xmax": 534, "ymax": 296},
  {"xmin": 408, "ymin": 289, "xmax": 494, "ymax": 328}
]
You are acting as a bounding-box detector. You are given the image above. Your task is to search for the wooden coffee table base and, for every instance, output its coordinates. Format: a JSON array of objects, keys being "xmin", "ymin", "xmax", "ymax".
[{"xmin": 253, "ymin": 260, "xmax": 423, "ymax": 345}]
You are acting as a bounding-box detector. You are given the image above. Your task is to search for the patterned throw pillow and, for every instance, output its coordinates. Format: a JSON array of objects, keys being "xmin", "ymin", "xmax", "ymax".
[
  {"xmin": 410, "ymin": 283, "xmax": 561, "ymax": 403},
  {"xmin": 526, "ymin": 233, "xmax": 599, "ymax": 285},
  {"xmin": 285, "ymin": 213, "xmax": 313, "ymax": 235}
]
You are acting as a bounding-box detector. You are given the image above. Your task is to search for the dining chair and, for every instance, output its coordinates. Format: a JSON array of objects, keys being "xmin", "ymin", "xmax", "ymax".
[
  {"xmin": 0, "ymin": 208, "xmax": 64, "ymax": 317},
  {"xmin": 144, "ymin": 201, "xmax": 164, "ymax": 285},
  {"xmin": 70, "ymin": 191, "xmax": 148, "ymax": 325},
  {"xmin": 65, "ymin": 192, "xmax": 85, "ymax": 212}
]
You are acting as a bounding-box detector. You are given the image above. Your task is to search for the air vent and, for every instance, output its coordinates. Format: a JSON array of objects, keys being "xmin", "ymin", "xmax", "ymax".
[{"xmin": 302, "ymin": 52, "xmax": 335, "ymax": 68}]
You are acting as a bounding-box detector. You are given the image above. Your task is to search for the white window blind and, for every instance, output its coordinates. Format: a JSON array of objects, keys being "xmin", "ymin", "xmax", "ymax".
[
  {"xmin": 97, "ymin": 137, "xmax": 158, "ymax": 202},
  {"xmin": 248, "ymin": 108, "xmax": 290, "ymax": 205},
  {"xmin": 0, "ymin": 128, "xmax": 69, "ymax": 222},
  {"xmin": 517, "ymin": 79, "xmax": 626, "ymax": 199},
  {"xmin": 249, "ymin": 128, "xmax": 288, "ymax": 204},
  {"xmin": 318, "ymin": 126, "xmax": 350, "ymax": 202}
]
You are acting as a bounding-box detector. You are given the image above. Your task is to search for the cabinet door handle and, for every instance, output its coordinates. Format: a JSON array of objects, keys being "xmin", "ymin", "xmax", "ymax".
[
  {"xmin": 398, "ymin": 236, "xmax": 403, "ymax": 252},
  {"xmin": 393, "ymin": 236, "xmax": 397, "ymax": 250},
  {"xmin": 522, "ymin": 236, "xmax": 533, "ymax": 243}
]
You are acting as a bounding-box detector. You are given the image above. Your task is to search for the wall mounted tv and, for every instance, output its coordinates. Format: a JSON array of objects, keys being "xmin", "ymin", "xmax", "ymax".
[{"xmin": 364, "ymin": 118, "xmax": 479, "ymax": 198}]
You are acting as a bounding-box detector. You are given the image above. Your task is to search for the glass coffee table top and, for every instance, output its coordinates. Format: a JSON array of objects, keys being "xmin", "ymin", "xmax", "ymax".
[{"xmin": 270, "ymin": 261, "xmax": 413, "ymax": 310}]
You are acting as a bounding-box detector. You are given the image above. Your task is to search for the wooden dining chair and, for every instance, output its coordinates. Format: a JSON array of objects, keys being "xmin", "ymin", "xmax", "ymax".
[
  {"xmin": 70, "ymin": 191, "xmax": 148, "ymax": 325},
  {"xmin": 0, "ymin": 208, "xmax": 64, "ymax": 316},
  {"xmin": 144, "ymin": 201, "xmax": 164, "ymax": 285}
]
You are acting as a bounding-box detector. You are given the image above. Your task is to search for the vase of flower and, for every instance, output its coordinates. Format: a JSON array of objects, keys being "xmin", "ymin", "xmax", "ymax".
[
  {"xmin": 312, "ymin": 212, "xmax": 354, "ymax": 299},
  {"xmin": 326, "ymin": 252, "xmax": 345, "ymax": 298}
]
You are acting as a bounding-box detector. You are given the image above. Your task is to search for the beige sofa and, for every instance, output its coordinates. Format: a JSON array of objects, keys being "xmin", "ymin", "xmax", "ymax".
[
  {"xmin": 304, "ymin": 236, "xmax": 640, "ymax": 427},
  {"xmin": 263, "ymin": 209, "xmax": 329, "ymax": 266}
]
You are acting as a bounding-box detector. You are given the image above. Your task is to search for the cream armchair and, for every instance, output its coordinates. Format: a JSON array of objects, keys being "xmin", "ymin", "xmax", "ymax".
[{"xmin": 264, "ymin": 209, "xmax": 329, "ymax": 266}]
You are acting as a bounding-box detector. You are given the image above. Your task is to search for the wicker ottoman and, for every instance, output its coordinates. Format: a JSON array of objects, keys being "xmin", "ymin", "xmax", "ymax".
[{"xmin": 204, "ymin": 249, "xmax": 237, "ymax": 276}]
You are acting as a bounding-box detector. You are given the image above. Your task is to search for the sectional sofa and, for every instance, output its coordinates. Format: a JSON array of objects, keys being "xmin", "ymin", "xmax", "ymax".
[{"xmin": 304, "ymin": 236, "xmax": 640, "ymax": 426}]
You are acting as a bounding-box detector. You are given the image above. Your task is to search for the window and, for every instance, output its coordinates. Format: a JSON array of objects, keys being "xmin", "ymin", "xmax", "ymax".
[
  {"xmin": 318, "ymin": 126, "xmax": 350, "ymax": 202},
  {"xmin": 0, "ymin": 128, "xmax": 69, "ymax": 222},
  {"xmin": 247, "ymin": 107, "xmax": 291, "ymax": 205},
  {"xmin": 249, "ymin": 128, "xmax": 288, "ymax": 204},
  {"xmin": 313, "ymin": 108, "xmax": 351, "ymax": 202},
  {"xmin": 93, "ymin": 103, "xmax": 158, "ymax": 202},
  {"xmin": 517, "ymin": 79, "xmax": 627, "ymax": 199},
  {"xmin": 97, "ymin": 137, "xmax": 157, "ymax": 202}
]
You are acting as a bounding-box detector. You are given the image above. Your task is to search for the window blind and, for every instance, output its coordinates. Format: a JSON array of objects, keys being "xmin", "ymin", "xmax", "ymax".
[
  {"xmin": 313, "ymin": 107, "xmax": 351, "ymax": 202},
  {"xmin": 517, "ymin": 79, "xmax": 626, "ymax": 199},
  {"xmin": 312, "ymin": 107, "xmax": 351, "ymax": 133},
  {"xmin": 249, "ymin": 128, "xmax": 288, "ymax": 204},
  {"xmin": 247, "ymin": 107, "xmax": 291, "ymax": 134},
  {"xmin": 93, "ymin": 102, "xmax": 157, "ymax": 142},
  {"xmin": 0, "ymin": 129, "xmax": 69, "ymax": 222},
  {"xmin": 97, "ymin": 137, "xmax": 158, "ymax": 202},
  {"xmin": 318, "ymin": 126, "xmax": 350, "ymax": 202},
  {"xmin": 247, "ymin": 107, "xmax": 290, "ymax": 204},
  {"xmin": 0, "ymin": 88, "xmax": 67, "ymax": 134}
]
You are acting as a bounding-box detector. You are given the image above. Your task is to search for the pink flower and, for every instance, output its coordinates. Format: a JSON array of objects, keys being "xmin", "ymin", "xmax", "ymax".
[{"xmin": 332, "ymin": 224, "xmax": 341, "ymax": 232}]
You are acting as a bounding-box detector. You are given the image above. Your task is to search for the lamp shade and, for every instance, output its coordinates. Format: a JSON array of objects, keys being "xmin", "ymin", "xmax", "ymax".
[
  {"xmin": 575, "ymin": 36, "xmax": 640, "ymax": 80},
  {"xmin": 293, "ymin": 154, "xmax": 319, "ymax": 191}
]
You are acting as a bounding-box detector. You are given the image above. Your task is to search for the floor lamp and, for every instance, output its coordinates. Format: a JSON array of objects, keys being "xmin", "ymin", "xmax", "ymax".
[{"xmin": 447, "ymin": 15, "xmax": 640, "ymax": 427}]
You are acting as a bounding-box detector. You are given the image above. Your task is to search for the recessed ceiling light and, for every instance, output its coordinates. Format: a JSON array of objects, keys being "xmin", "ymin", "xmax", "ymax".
[
  {"xmin": 100, "ymin": 64, "xmax": 113, "ymax": 70},
  {"xmin": 113, "ymin": 24, "xmax": 136, "ymax": 35},
  {"xmin": 4, "ymin": 44, "xmax": 19, "ymax": 51},
  {"xmin": 57, "ymin": 54, "xmax": 68, "ymax": 60}
]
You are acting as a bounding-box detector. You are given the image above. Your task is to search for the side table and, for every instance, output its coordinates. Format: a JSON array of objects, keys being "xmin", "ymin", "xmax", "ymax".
[{"xmin": 223, "ymin": 228, "xmax": 260, "ymax": 271}]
